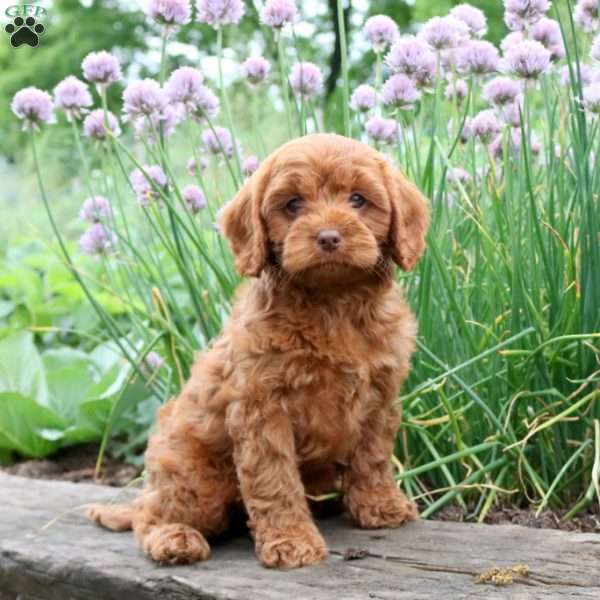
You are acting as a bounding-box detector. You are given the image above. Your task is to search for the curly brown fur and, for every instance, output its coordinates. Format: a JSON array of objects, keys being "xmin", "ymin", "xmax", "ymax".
[{"xmin": 87, "ymin": 133, "xmax": 429, "ymax": 568}]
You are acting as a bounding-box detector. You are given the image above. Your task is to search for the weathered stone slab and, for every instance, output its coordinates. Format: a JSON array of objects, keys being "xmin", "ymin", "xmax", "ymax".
[{"xmin": 0, "ymin": 473, "xmax": 598, "ymax": 599}]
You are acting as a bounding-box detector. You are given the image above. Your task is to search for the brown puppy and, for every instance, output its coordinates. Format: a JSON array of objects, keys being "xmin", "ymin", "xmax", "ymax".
[{"xmin": 88, "ymin": 133, "xmax": 429, "ymax": 569}]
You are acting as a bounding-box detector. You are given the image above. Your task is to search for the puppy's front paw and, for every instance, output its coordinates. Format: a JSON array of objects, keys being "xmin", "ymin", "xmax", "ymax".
[
  {"xmin": 347, "ymin": 487, "xmax": 418, "ymax": 529},
  {"xmin": 256, "ymin": 523, "xmax": 328, "ymax": 568},
  {"xmin": 142, "ymin": 523, "xmax": 211, "ymax": 565}
]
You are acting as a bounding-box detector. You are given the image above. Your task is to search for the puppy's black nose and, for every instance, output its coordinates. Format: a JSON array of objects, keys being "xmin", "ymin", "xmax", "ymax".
[{"xmin": 316, "ymin": 229, "xmax": 342, "ymax": 252}]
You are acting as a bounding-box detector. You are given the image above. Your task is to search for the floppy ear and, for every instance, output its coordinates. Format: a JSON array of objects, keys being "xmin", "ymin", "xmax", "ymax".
[
  {"xmin": 385, "ymin": 164, "xmax": 430, "ymax": 271},
  {"xmin": 219, "ymin": 174, "xmax": 268, "ymax": 277}
]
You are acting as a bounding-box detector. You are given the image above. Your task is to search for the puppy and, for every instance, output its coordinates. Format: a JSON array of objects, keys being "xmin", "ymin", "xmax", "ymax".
[{"xmin": 88, "ymin": 133, "xmax": 429, "ymax": 568}]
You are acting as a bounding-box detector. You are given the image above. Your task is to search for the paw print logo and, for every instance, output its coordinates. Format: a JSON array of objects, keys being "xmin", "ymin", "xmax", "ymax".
[{"xmin": 5, "ymin": 16, "xmax": 45, "ymax": 48}]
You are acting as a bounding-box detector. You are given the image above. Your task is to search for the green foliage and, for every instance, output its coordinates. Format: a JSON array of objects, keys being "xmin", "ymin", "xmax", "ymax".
[
  {"xmin": 4, "ymin": 1, "xmax": 599, "ymax": 520},
  {"xmin": 0, "ymin": 238, "xmax": 132, "ymax": 343},
  {"xmin": 0, "ymin": 330, "xmax": 144, "ymax": 459},
  {"xmin": 0, "ymin": 0, "xmax": 148, "ymax": 159},
  {"xmin": 0, "ymin": 0, "xmax": 509, "ymax": 160}
]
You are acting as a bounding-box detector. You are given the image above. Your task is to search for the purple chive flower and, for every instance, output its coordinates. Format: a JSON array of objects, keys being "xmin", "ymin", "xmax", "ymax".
[
  {"xmin": 574, "ymin": 0, "xmax": 599, "ymax": 32},
  {"xmin": 53, "ymin": 76, "xmax": 92, "ymax": 121},
  {"xmin": 187, "ymin": 156, "xmax": 209, "ymax": 176},
  {"xmin": 504, "ymin": 0, "xmax": 550, "ymax": 31},
  {"xmin": 79, "ymin": 195, "xmax": 112, "ymax": 223},
  {"xmin": 79, "ymin": 223, "xmax": 114, "ymax": 256},
  {"xmin": 456, "ymin": 40, "xmax": 500, "ymax": 76},
  {"xmin": 449, "ymin": 4, "xmax": 488, "ymax": 38},
  {"xmin": 165, "ymin": 68, "xmax": 219, "ymax": 120},
  {"xmin": 365, "ymin": 116, "xmax": 398, "ymax": 144},
  {"xmin": 506, "ymin": 40, "xmax": 551, "ymax": 79},
  {"xmin": 440, "ymin": 46, "xmax": 462, "ymax": 72},
  {"xmin": 182, "ymin": 185, "xmax": 207, "ymax": 213},
  {"xmin": 455, "ymin": 117, "xmax": 474, "ymax": 142},
  {"xmin": 419, "ymin": 16, "xmax": 468, "ymax": 51},
  {"xmin": 242, "ymin": 155, "xmax": 260, "ymax": 176},
  {"xmin": 591, "ymin": 35, "xmax": 600, "ymax": 62},
  {"xmin": 363, "ymin": 15, "xmax": 399, "ymax": 53},
  {"xmin": 130, "ymin": 165, "xmax": 168, "ymax": 206},
  {"xmin": 447, "ymin": 167, "xmax": 471, "ymax": 187},
  {"xmin": 351, "ymin": 84, "xmax": 378, "ymax": 112},
  {"xmin": 83, "ymin": 109, "xmax": 121, "ymax": 140},
  {"xmin": 471, "ymin": 109, "xmax": 502, "ymax": 143},
  {"xmin": 191, "ymin": 85, "xmax": 220, "ymax": 120},
  {"xmin": 11, "ymin": 87, "xmax": 54, "ymax": 130},
  {"xmin": 290, "ymin": 62, "xmax": 323, "ymax": 97},
  {"xmin": 500, "ymin": 31, "xmax": 524, "ymax": 54},
  {"xmin": 531, "ymin": 18, "xmax": 565, "ymax": 60},
  {"xmin": 144, "ymin": 0, "xmax": 192, "ymax": 26},
  {"xmin": 196, "ymin": 0, "xmax": 244, "ymax": 28},
  {"xmin": 522, "ymin": 129, "xmax": 542, "ymax": 155},
  {"xmin": 381, "ymin": 74, "xmax": 420, "ymax": 109},
  {"xmin": 81, "ymin": 51, "xmax": 122, "ymax": 87},
  {"xmin": 583, "ymin": 82, "xmax": 600, "ymax": 113},
  {"xmin": 386, "ymin": 36, "xmax": 437, "ymax": 88},
  {"xmin": 490, "ymin": 129, "xmax": 541, "ymax": 158},
  {"xmin": 488, "ymin": 134, "xmax": 504, "ymax": 159},
  {"xmin": 122, "ymin": 79, "xmax": 166, "ymax": 120},
  {"xmin": 241, "ymin": 57, "xmax": 271, "ymax": 84},
  {"xmin": 560, "ymin": 63, "xmax": 596, "ymax": 87},
  {"xmin": 502, "ymin": 98, "xmax": 524, "ymax": 127},
  {"xmin": 445, "ymin": 78, "xmax": 469, "ymax": 103},
  {"xmin": 202, "ymin": 126, "xmax": 234, "ymax": 157},
  {"xmin": 260, "ymin": 0, "xmax": 298, "ymax": 29},
  {"xmin": 144, "ymin": 351, "xmax": 164, "ymax": 371},
  {"xmin": 483, "ymin": 76, "xmax": 521, "ymax": 106},
  {"xmin": 133, "ymin": 105, "xmax": 180, "ymax": 143},
  {"xmin": 165, "ymin": 66, "xmax": 204, "ymax": 111}
]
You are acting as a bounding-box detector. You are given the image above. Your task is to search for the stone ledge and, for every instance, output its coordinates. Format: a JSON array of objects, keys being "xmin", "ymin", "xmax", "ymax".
[{"xmin": 0, "ymin": 473, "xmax": 599, "ymax": 599}]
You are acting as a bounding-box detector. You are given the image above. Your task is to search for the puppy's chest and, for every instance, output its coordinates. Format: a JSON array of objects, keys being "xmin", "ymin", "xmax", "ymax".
[{"xmin": 268, "ymin": 323, "xmax": 391, "ymax": 462}]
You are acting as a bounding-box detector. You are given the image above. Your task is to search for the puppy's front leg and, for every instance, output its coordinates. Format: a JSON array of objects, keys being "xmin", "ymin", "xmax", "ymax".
[
  {"xmin": 230, "ymin": 397, "xmax": 327, "ymax": 568},
  {"xmin": 343, "ymin": 406, "xmax": 418, "ymax": 529}
]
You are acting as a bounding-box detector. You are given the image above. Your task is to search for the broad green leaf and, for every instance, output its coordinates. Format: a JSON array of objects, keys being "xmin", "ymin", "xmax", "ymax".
[
  {"xmin": 95, "ymin": 291, "xmax": 128, "ymax": 315},
  {"xmin": 0, "ymin": 331, "xmax": 48, "ymax": 406},
  {"xmin": 42, "ymin": 347, "xmax": 99, "ymax": 420},
  {"xmin": 45, "ymin": 261, "xmax": 75, "ymax": 292},
  {"xmin": 0, "ymin": 392, "xmax": 65, "ymax": 458},
  {"xmin": 42, "ymin": 345, "xmax": 132, "ymax": 444},
  {"xmin": 7, "ymin": 305, "xmax": 32, "ymax": 330},
  {"xmin": 0, "ymin": 300, "xmax": 14, "ymax": 319},
  {"xmin": 78, "ymin": 364, "xmax": 134, "ymax": 436},
  {"xmin": 90, "ymin": 341, "xmax": 124, "ymax": 374},
  {"xmin": 71, "ymin": 303, "xmax": 100, "ymax": 332},
  {"xmin": 0, "ymin": 446, "xmax": 12, "ymax": 465},
  {"xmin": 74, "ymin": 398, "xmax": 112, "ymax": 439},
  {"xmin": 0, "ymin": 266, "xmax": 43, "ymax": 307}
]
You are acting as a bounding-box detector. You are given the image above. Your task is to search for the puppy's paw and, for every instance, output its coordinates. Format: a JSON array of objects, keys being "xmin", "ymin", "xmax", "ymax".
[
  {"xmin": 347, "ymin": 487, "xmax": 418, "ymax": 529},
  {"xmin": 142, "ymin": 523, "xmax": 210, "ymax": 565},
  {"xmin": 87, "ymin": 503, "xmax": 133, "ymax": 531},
  {"xmin": 256, "ymin": 523, "xmax": 328, "ymax": 568}
]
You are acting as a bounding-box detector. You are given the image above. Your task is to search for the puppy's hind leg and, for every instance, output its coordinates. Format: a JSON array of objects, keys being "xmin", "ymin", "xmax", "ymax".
[
  {"xmin": 132, "ymin": 424, "xmax": 239, "ymax": 565},
  {"xmin": 87, "ymin": 502, "xmax": 133, "ymax": 531}
]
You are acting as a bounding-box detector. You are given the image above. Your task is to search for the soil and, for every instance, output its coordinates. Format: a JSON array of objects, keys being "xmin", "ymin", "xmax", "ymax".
[
  {"xmin": 434, "ymin": 503, "xmax": 600, "ymax": 534},
  {"xmin": 1, "ymin": 444, "xmax": 140, "ymax": 487},
  {"xmin": 2, "ymin": 445, "xmax": 599, "ymax": 534}
]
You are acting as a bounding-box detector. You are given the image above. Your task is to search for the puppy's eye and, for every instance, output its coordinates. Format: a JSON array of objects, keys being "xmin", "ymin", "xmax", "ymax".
[
  {"xmin": 285, "ymin": 197, "xmax": 303, "ymax": 216},
  {"xmin": 349, "ymin": 193, "xmax": 367, "ymax": 209}
]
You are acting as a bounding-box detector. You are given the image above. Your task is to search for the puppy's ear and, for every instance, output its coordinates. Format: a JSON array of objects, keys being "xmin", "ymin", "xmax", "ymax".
[
  {"xmin": 219, "ymin": 173, "xmax": 268, "ymax": 277},
  {"xmin": 384, "ymin": 163, "xmax": 430, "ymax": 271}
]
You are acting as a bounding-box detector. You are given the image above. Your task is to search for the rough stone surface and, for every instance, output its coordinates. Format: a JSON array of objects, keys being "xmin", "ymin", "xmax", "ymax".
[{"xmin": 0, "ymin": 473, "xmax": 599, "ymax": 599}]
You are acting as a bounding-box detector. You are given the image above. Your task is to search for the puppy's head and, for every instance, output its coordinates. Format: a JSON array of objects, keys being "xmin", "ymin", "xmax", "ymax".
[{"xmin": 220, "ymin": 134, "xmax": 429, "ymax": 286}]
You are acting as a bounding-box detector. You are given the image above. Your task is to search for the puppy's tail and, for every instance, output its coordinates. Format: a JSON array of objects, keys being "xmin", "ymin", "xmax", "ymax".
[{"xmin": 87, "ymin": 502, "xmax": 134, "ymax": 532}]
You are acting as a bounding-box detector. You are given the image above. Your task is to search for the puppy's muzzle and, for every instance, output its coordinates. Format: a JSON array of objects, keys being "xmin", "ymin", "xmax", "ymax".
[{"xmin": 316, "ymin": 229, "xmax": 342, "ymax": 253}]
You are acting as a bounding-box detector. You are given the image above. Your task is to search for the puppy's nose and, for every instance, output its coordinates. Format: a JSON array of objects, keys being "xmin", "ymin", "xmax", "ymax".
[{"xmin": 316, "ymin": 229, "xmax": 342, "ymax": 252}]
